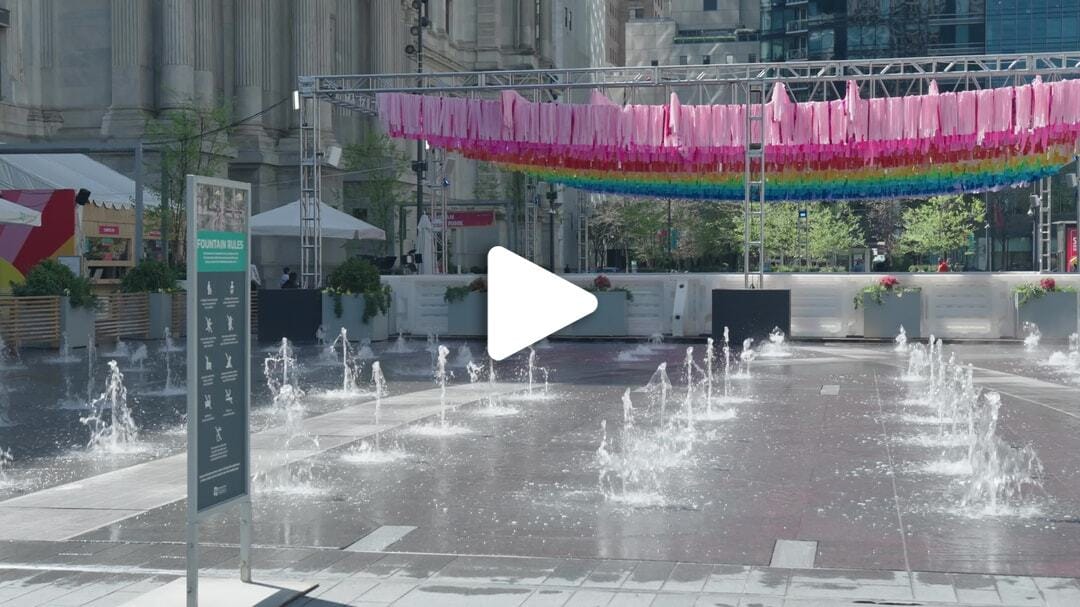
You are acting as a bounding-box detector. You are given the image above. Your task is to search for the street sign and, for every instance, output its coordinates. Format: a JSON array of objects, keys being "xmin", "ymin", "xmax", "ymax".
[
  {"xmin": 798, "ymin": 209, "xmax": 808, "ymax": 218},
  {"xmin": 186, "ymin": 175, "xmax": 253, "ymax": 605}
]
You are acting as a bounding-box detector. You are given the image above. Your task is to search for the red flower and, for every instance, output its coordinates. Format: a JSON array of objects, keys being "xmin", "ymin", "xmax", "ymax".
[
  {"xmin": 1040, "ymin": 277, "xmax": 1057, "ymax": 292},
  {"xmin": 879, "ymin": 275, "xmax": 899, "ymax": 289},
  {"xmin": 593, "ymin": 275, "xmax": 612, "ymax": 291}
]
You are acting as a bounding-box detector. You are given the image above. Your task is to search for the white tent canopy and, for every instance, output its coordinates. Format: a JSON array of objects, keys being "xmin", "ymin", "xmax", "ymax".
[
  {"xmin": 250, "ymin": 199, "xmax": 385, "ymax": 241},
  {"xmin": 0, "ymin": 153, "xmax": 160, "ymax": 208},
  {"xmin": 0, "ymin": 195, "xmax": 41, "ymax": 226}
]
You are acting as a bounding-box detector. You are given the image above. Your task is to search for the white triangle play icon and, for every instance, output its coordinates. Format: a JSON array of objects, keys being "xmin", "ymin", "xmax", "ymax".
[{"xmin": 487, "ymin": 246, "xmax": 597, "ymax": 361}]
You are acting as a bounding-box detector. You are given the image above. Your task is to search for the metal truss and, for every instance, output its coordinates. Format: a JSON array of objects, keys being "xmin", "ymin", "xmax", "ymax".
[{"xmin": 296, "ymin": 51, "xmax": 1080, "ymax": 285}]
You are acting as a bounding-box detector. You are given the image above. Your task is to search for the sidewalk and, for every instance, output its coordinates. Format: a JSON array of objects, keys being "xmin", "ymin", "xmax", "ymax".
[{"xmin": 1, "ymin": 544, "xmax": 1079, "ymax": 606}]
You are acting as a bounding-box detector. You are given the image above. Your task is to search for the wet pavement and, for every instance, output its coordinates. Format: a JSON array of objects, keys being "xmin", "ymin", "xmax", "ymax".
[{"xmin": 1, "ymin": 337, "xmax": 1080, "ymax": 605}]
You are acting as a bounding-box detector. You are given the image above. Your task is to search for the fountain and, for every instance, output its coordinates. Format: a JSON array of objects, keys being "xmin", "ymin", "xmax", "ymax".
[
  {"xmin": 0, "ymin": 447, "xmax": 11, "ymax": 487},
  {"xmin": 703, "ymin": 338, "xmax": 715, "ymax": 408},
  {"xmin": 596, "ymin": 382, "xmax": 693, "ymax": 507},
  {"xmin": 682, "ymin": 347, "xmax": 696, "ymax": 430},
  {"xmin": 648, "ymin": 333, "xmax": 664, "ymax": 345},
  {"xmin": 894, "ymin": 326, "xmax": 909, "ymax": 352},
  {"xmin": 81, "ymin": 361, "xmax": 141, "ymax": 454},
  {"xmin": 1023, "ymin": 322, "xmax": 1041, "ymax": 351},
  {"xmin": 110, "ymin": 337, "xmax": 131, "ymax": 359},
  {"xmin": 386, "ymin": 332, "xmax": 415, "ymax": 354},
  {"xmin": 758, "ymin": 327, "xmax": 793, "ymax": 358},
  {"xmin": 48, "ymin": 333, "xmax": 79, "ymax": 364},
  {"xmin": 454, "ymin": 343, "xmax": 474, "ymax": 367},
  {"xmin": 961, "ymin": 391, "xmax": 1044, "ymax": 512},
  {"xmin": 128, "ymin": 343, "xmax": 148, "ymax": 371},
  {"xmin": 436, "ymin": 345, "xmax": 450, "ymax": 426},
  {"xmin": 162, "ymin": 327, "xmax": 183, "ymax": 353},
  {"xmin": 1047, "ymin": 332, "xmax": 1080, "ymax": 373},
  {"xmin": 733, "ymin": 338, "xmax": 756, "ymax": 379},
  {"xmin": 426, "ymin": 333, "xmax": 440, "ymax": 355},
  {"xmin": 258, "ymin": 338, "xmax": 323, "ymax": 493},
  {"xmin": 0, "ymin": 335, "xmax": 19, "ymax": 369},
  {"xmin": 86, "ymin": 335, "xmax": 97, "ymax": 405},
  {"xmin": 318, "ymin": 328, "xmax": 366, "ymax": 398},
  {"xmin": 355, "ymin": 339, "xmax": 375, "ymax": 360}
]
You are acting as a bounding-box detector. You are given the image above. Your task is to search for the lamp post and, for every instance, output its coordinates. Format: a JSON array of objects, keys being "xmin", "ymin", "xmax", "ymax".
[
  {"xmin": 546, "ymin": 185, "xmax": 558, "ymax": 272},
  {"xmin": 407, "ymin": 1, "xmax": 429, "ymax": 231},
  {"xmin": 1028, "ymin": 195, "xmax": 1039, "ymax": 271}
]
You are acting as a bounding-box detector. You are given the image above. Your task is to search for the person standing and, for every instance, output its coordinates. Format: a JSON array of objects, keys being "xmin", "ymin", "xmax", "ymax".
[
  {"xmin": 279, "ymin": 267, "xmax": 290, "ymax": 288},
  {"xmin": 937, "ymin": 258, "xmax": 950, "ymax": 272}
]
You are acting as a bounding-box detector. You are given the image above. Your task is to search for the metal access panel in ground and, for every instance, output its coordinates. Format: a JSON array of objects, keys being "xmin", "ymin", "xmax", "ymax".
[{"xmin": 712, "ymin": 289, "xmax": 791, "ymax": 347}]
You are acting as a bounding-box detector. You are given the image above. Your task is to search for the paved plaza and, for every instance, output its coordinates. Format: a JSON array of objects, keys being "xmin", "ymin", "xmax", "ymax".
[{"xmin": 1, "ymin": 338, "xmax": 1079, "ymax": 605}]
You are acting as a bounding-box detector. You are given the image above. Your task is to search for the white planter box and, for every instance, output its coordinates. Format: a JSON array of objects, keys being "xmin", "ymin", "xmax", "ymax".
[{"xmin": 321, "ymin": 293, "xmax": 389, "ymax": 342}]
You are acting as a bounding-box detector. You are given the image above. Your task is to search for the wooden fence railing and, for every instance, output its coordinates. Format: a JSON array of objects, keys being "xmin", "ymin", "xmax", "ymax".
[
  {"xmin": 171, "ymin": 292, "xmax": 186, "ymax": 338},
  {"xmin": 94, "ymin": 293, "xmax": 150, "ymax": 340},
  {"xmin": 0, "ymin": 295, "xmax": 61, "ymax": 348}
]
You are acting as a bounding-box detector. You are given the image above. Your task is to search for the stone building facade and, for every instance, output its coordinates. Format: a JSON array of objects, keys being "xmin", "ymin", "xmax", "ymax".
[{"xmin": 0, "ymin": 0, "xmax": 612, "ymax": 277}]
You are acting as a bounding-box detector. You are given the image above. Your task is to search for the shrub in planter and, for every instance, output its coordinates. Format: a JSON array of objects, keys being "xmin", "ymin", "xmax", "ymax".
[
  {"xmin": 324, "ymin": 258, "xmax": 391, "ymax": 323},
  {"xmin": 444, "ymin": 277, "xmax": 487, "ymax": 303},
  {"xmin": 120, "ymin": 260, "xmax": 179, "ymax": 293},
  {"xmin": 120, "ymin": 260, "xmax": 180, "ymax": 339},
  {"xmin": 445, "ymin": 277, "xmax": 487, "ymax": 336},
  {"xmin": 12, "ymin": 259, "xmax": 97, "ymax": 309},
  {"xmin": 12, "ymin": 259, "xmax": 98, "ymax": 347}
]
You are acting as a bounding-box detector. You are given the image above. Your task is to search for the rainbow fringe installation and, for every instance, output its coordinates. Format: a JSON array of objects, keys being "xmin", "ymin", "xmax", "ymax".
[{"xmin": 377, "ymin": 79, "xmax": 1080, "ymax": 201}]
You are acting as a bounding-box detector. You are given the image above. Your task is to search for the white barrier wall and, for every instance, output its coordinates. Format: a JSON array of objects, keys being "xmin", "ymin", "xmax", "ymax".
[{"xmin": 383, "ymin": 273, "xmax": 1080, "ymax": 340}]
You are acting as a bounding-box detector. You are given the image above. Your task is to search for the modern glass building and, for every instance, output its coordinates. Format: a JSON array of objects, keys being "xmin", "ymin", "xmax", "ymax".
[{"xmin": 985, "ymin": 0, "xmax": 1080, "ymax": 53}]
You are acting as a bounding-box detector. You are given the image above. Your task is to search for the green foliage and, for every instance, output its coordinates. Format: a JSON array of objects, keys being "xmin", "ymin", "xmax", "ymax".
[
  {"xmin": 342, "ymin": 131, "xmax": 408, "ymax": 255},
  {"xmin": 120, "ymin": 260, "xmax": 178, "ymax": 293},
  {"xmin": 444, "ymin": 277, "xmax": 487, "ymax": 303},
  {"xmin": 808, "ymin": 203, "xmax": 864, "ymax": 261},
  {"xmin": 730, "ymin": 202, "xmax": 864, "ymax": 266},
  {"xmin": 324, "ymin": 258, "xmax": 389, "ymax": 323},
  {"xmin": 854, "ymin": 285, "xmax": 921, "ymax": 309},
  {"xmin": 1013, "ymin": 279, "xmax": 1077, "ymax": 306},
  {"xmin": 146, "ymin": 101, "xmax": 235, "ymax": 264},
  {"xmin": 896, "ymin": 195, "xmax": 985, "ymax": 260},
  {"xmin": 12, "ymin": 260, "xmax": 97, "ymax": 309}
]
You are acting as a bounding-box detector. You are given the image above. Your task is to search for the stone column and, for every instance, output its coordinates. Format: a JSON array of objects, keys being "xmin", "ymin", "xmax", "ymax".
[
  {"xmin": 101, "ymin": 0, "xmax": 153, "ymax": 137},
  {"xmin": 370, "ymin": 0, "xmax": 397, "ymax": 74},
  {"xmin": 297, "ymin": 0, "xmax": 335, "ymax": 142},
  {"xmin": 193, "ymin": 0, "xmax": 218, "ymax": 107},
  {"xmin": 160, "ymin": 0, "xmax": 194, "ymax": 109},
  {"xmin": 234, "ymin": 0, "xmax": 265, "ymax": 134}
]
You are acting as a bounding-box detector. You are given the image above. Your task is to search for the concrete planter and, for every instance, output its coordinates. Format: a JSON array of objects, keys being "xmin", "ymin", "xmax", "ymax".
[
  {"xmin": 147, "ymin": 293, "xmax": 173, "ymax": 339},
  {"xmin": 1016, "ymin": 291, "xmax": 1078, "ymax": 338},
  {"xmin": 559, "ymin": 291, "xmax": 629, "ymax": 337},
  {"xmin": 321, "ymin": 292, "xmax": 389, "ymax": 342},
  {"xmin": 861, "ymin": 290, "xmax": 922, "ymax": 339},
  {"xmin": 447, "ymin": 292, "xmax": 487, "ymax": 337},
  {"xmin": 61, "ymin": 296, "xmax": 97, "ymax": 349}
]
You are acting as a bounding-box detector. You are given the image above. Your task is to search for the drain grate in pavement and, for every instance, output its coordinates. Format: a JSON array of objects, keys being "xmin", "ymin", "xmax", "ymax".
[
  {"xmin": 770, "ymin": 539, "xmax": 817, "ymax": 568},
  {"xmin": 820, "ymin": 384, "xmax": 840, "ymax": 395},
  {"xmin": 343, "ymin": 525, "xmax": 417, "ymax": 552}
]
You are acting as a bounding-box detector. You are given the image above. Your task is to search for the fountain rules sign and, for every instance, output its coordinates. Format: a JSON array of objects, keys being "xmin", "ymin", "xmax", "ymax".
[{"xmin": 186, "ymin": 175, "xmax": 253, "ymax": 602}]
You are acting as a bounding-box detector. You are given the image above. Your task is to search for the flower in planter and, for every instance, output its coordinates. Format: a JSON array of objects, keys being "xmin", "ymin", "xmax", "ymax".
[
  {"xmin": 583, "ymin": 274, "xmax": 633, "ymax": 301},
  {"xmin": 855, "ymin": 276, "xmax": 919, "ymax": 309},
  {"xmin": 1014, "ymin": 277, "xmax": 1076, "ymax": 306}
]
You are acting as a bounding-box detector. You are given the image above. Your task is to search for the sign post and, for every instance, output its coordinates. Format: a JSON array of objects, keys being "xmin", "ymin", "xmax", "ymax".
[{"xmin": 186, "ymin": 175, "xmax": 253, "ymax": 606}]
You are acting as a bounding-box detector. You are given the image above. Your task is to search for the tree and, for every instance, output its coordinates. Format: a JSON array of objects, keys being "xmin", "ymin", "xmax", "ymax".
[
  {"xmin": 896, "ymin": 195, "xmax": 986, "ymax": 262},
  {"xmin": 727, "ymin": 203, "xmax": 804, "ymax": 265},
  {"xmin": 342, "ymin": 130, "xmax": 408, "ymax": 255},
  {"xmin": 145, "ymin": 102, "xmax": 234, "ymax": 265},
  {"xmin": 809, "ymin": 202, "xmax": 865, "ymax": 264}
]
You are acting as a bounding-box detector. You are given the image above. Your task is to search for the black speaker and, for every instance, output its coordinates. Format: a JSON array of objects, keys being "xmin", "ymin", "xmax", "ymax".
[{"xmin": 75, "ymin": 188, "xmax": 91, "ymax": 206}]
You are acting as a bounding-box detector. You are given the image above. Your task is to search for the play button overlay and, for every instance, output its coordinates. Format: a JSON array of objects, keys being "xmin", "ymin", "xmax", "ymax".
[{"xmin": 487, "ymin": 246, "xmax": 597, "ymax": 361}]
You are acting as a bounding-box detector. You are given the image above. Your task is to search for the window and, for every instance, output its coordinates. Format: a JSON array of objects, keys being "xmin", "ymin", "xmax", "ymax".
[
  {"xmin": 679, "ymin": 55, "xmax": 689, "ymax": 65},
  {"xmin": 725, "ymin": 54, "xmax": 734, "ymax": 64},
  {"xmin": 631, "ymin": 7, "xmax": 645, "ymax": 19},
  {"xmin": 702, "ymin": 54, "xmax": 711, "ymax": 64},
  {"xmin": 748, "ymin": 52, "xmax": 757, "ymax": 62},
  {"xmin": 564, "ymin": 6, "xmax": 572, "ymax": 30},
  {"xmin": 650, "ymin": 59, "xmax": 659, "ymax": 66},
  {"xmin": 704, "ymin": 0, "xmax": 717, "ymax": 10},
  {"xmin": 445, "ymin": 0, "xmax": 452, "ymax": 36}
]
